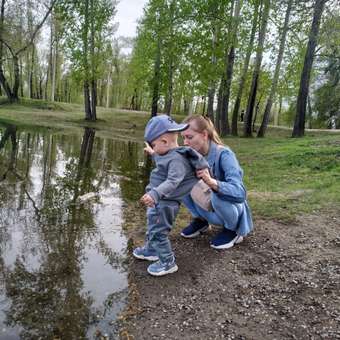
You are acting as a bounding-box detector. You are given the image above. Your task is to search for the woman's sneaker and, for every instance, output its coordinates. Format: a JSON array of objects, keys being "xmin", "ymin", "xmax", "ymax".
[
  {"xmin": 133, "ymin": 246, "xmax": 159, "ymax": 261},
  {"xmin": 147, "ymin": 259, "xmax": 178, "ymax": 276},
  {"xmin": 210, "ymin": 229, "xmax": 244, "ymax": 250},
  {"xmin": 181, "ymin": 218, "xmax": 209, "ymax": 238}
]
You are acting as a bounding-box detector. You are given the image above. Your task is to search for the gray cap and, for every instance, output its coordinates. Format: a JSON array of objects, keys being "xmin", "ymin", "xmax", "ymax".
[{"xmin": 144, "ymin": 115, "xmax": 188, "ymax": 143}]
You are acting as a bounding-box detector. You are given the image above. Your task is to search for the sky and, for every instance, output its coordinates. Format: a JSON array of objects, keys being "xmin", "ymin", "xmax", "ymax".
[{"xmin": 115, "ymin": 0, "xmax": 148, "ymax": 37}]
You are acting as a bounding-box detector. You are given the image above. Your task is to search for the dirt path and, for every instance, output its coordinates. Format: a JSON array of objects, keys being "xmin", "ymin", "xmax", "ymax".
[{"xmin": 119, "ymin": 212, "xmax": 340, "ymax": 340}]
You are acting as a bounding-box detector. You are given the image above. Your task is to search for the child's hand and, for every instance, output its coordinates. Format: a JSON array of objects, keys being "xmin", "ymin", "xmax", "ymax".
[
  {"xmin": 144, "ymin": 142, "xmax": 155, "ymax": 156},
  {"xmin": 140, "ymin": 193, "xmax": 155, "ymax": 207}
]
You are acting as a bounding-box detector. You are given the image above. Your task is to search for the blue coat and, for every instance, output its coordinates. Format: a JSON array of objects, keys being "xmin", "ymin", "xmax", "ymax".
[
  {"xmin": 147, "ymin": 146, "xmax": 209, "ymax": 204},
  {"xmin": 206, "ymin": 142, "xmax": 253, "ymax": 236}
]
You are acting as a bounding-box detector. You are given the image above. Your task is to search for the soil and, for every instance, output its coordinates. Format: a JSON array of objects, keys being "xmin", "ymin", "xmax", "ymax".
[{"xmin": 118, "ymin": 211, "xmax": 340, "ymax": 340}]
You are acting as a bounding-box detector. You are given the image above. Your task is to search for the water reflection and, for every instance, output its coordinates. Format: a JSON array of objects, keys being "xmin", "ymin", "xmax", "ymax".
[{"xmin": 0, "ymin": 122, "xmax": 148, "ymax": 339}]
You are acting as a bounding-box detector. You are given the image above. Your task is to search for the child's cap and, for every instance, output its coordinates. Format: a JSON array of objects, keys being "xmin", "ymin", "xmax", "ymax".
[{"xmin": 144, "ymin": 114, "xmax": 189, "ymax": 143}]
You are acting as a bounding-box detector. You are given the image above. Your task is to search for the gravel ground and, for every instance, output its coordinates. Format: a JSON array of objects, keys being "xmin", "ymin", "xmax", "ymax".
[{"xmin": 118, "ymin": 212, "xmax": 340, "ymax": 340}]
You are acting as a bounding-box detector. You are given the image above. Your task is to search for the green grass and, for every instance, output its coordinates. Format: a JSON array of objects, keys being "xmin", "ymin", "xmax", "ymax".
[
  {"xmin": 227, "ymin": 135, "xmax": 340, "ymax": 221},
  {"xmin": 0, "ymin": 98, "xmax": 148, "ymax": 140},
  {"xmin": 1, "ymin": 98, "xmax": 339, "ymax": 222}
]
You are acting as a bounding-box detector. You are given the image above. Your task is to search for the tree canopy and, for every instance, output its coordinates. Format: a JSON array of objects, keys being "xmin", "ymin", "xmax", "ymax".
[{"xmin": 0, "ymin": 0, "xmax": 339, "ymax": 135}]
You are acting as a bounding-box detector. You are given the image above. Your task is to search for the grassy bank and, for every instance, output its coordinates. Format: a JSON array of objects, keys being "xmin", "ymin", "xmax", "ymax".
[
  {"xmin": 1, "ymin": 99, "xmax": 339, "ymax": 222},
  {"xmin": 0, "ymin": 98, "xmax": 148, "ymax": 140}
]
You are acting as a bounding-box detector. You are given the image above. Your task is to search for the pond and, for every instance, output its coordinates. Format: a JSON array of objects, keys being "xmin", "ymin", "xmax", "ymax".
[{"xmin": 0, "ymin": 122, "xmax": 148, "ymax": 339}]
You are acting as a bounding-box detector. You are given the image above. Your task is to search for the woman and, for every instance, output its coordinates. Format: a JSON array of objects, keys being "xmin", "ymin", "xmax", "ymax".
[{"xmin": 180, "ymin": 115, "xmax": 253, "ymax": 249}]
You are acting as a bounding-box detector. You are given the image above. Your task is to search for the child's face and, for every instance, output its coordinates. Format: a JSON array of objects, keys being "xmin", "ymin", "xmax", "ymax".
[{"xmin": 150, "ymin": 136, "xmax": 172, "ymax": 155}]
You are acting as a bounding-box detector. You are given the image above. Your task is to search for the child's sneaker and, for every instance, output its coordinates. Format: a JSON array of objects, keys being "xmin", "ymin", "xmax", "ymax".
[
  {"xmin": 210, "ymin": 229, "xmax": 244, "ymax": 250},
  {"xmin": 147, "ymin": 259, "xmax": 178, "ymax": 276},
  {"xmin": 180, "ymin": 218, "xmax": 209, "ymax": 238},
  {"xmin": 133, "ymin": 246, "xmax": 159, "ymax": 261}
]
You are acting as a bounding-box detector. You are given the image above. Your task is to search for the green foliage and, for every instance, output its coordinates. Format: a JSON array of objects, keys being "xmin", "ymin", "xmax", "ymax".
[
  {"xmin": 56, "ymin": 0, "xmax": 117, "ymax": 83},
  {"xmin": 313, "ymin": 11, "xmax": 340, "ymax": 128},
  {"xmin": 314, "ymin": 81, "xmax": 340, "ymax": 128}
]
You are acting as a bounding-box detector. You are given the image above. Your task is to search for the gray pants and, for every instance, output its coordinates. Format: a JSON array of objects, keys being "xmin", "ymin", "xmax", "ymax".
[{"xmin": 145, "ymin": 200, "xmax": 180, "ymax": 263}]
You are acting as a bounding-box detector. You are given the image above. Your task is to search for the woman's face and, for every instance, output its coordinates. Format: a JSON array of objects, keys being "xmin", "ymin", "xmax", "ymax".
[{"xmin": 181, "ymin": 122, "xmax": 209, "ymax": 155}]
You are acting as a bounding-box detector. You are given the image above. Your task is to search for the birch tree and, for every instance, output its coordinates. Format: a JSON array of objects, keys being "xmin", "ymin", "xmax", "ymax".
[
  {"xmin": 231, "ymin": 1, "xmax": 260, "ymax": 135},
  {"xmin": 257, "ymin": 0, "xmax": 293, "ymax": 137},
  {"xmin": 243, "ymin": 0, "xmax": 271, "ymax": 137}
]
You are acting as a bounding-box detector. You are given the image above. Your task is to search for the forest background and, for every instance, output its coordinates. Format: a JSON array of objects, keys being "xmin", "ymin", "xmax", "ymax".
[{"xmin": 0, "ymin": 0, "xmax": 340, "ymax": 137}]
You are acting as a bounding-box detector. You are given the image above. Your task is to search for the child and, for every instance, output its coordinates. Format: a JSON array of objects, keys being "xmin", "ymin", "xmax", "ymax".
[{"xmin": 133, "ymin": 115, "xmax": 209, "ymax": 276}]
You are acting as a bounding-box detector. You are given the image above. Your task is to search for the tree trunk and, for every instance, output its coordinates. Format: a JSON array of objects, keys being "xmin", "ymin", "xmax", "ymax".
[
  {"xmin": 18, "ymin": 8, "xmax": 24, "ymax": 98},
  {"xmin": 106, "ymin": 67, "xmax": 111, "ymax": 108},
  {"xmin": 84, "ymin": 81, "xmax": 92, "ymax": 119},
  {"xmin": 79, "ymin": 128, "xmax": 95, "ymax": 168},
  {"xmin": 0, "ymin": 0, "xmax": 14, "ymax": 101},
  {"xmin": 243, "ymin": 0, "xmax": 271, "ymax": 137},
  {"xmin": 90, "ymin": 80, "xmax": 97, "ymax": 119},
  {"xmin": 292, "ymin": 0, "xmax": 326, "ymax": 137},
  {"xmin": 38, "ymin": 74, "xmax": 43, "ymax": 99},
  {"xmin": 164, "ymin": 0, "xmax": 175, "ymax": 115},
  {"xmin": 253, "ymin": 95, "xmax": 262, "ymax": 132},
  {"xmin": 258, "ymin": 0, "xmax": 292, "ymax": 137},
  {"xmin": 83, "ymin": 0, "xmax": 92, "ymax": 120},
  {"xmin": 207, "ymin": 86, "xmax": 216, "ymax": 123},
  {"xmin": 220, "ymin": 0, "xmax": 243, "ymax": 136},
  {"xmin": 46, "ymin": 8, "xmax": 53, "ymax": 100},
  {"xmin": 12, "ymin": 55, "xmax": 20, "ymax": 101},
  {"xmin": 307, "ymin": 94, "xmax": 313, "ymax": 129},
  {"xmin": 29, "ymin": 45, "xmax": 35, "ymax": 98},
  {"xmin": 89, "ymin": 0, "xmax": 96, "ymax": 120},
  {"xmin": 202, "ymin": 96, "xmax": 206, "ymax": 115},
  {"xmin": 51, "ymin": 30, "xmax": 58, "ymax": 102},
  {"xmin": 164, "ymin": 60, "xmax": 173, "ymax": 115},
  {"xmin": 231, "ymin": 1, "xmax": 259, "ymax": 135},
  {"xmin": 206, "ymin": 3, "xmax": 219, "ymax": 123},
  {"xmin": 273, "ymin": 94, "xmax": 281, "ymax": 126},
  {"xmin": 216, "ymin": 76, "xmax": 223, "ymax": 133},
  {"xmin": 217, "ymin": 0, "xmax": 234, "ymax": 135},
  {"xmin": 151, "ymin": 31, "xmax": 161, "ymax": 117},
  {"xmin": 19, "ymin": 57, "xmax": 24, "ymax": 97},
  {"xmin": 51, "ymin": 46, "xmax": 57, "ymax": 101},
  {"xmin": 220, "ymin": 49, "xmax": 233, "ymax": 136},
  {"xmin": 27, "ymin": 0, "xmax": 34, "ymax": 99}
]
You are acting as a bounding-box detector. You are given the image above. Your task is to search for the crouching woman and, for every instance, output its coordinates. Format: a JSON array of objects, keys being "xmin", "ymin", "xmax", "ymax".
[{"xmin": 180, "ymin": 115, "xmax": 253, "ymax": 249}]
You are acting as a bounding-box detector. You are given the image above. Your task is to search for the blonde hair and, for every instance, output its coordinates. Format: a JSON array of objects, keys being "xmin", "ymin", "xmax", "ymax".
[{"xmin": 183, "ymin": 115, "xmax": 224, "ymax": 145}]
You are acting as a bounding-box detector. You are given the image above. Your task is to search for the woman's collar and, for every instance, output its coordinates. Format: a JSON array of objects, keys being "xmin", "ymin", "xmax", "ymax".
[{"xmin": 206, "ymin": 141, "xmax": 218, "ymax": 166}]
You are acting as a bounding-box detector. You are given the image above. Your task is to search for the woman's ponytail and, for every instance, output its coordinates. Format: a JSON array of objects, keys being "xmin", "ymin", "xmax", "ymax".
[{"xmin": 183, "ymin": 115, "xmax": 224, "ymax": 145}]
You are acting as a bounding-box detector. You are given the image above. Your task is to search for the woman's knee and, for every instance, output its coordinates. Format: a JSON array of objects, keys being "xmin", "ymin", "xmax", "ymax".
[{"xmin": 211, "ymin": 195, "xmax": 241, "ymax": 229}]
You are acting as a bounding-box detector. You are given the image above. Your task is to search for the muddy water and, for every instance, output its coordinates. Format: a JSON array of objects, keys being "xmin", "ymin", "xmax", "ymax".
[{"xmin": 0, "ymin": 123, "xmax": 148, "ymax": 339}]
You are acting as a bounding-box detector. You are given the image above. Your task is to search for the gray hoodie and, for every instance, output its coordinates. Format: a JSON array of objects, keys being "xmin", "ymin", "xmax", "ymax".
[{"xmin": 146, "ymin": 146, "xmax": 209, "ymax": 204}]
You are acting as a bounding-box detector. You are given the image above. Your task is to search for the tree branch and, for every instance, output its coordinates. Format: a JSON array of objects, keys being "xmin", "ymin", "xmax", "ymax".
[
  {"xmin": 0, "ymin": 38, "xmax": 14, "ymax": 56},
  {"xmin": 15, "ymin": 0, "xmax": 58, "ymax": 56}
]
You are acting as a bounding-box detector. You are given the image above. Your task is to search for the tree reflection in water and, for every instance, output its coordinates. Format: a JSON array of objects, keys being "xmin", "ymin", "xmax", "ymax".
[{"xmin": 0, "ymin": 124, "xmax": 145, "ymax": 339}]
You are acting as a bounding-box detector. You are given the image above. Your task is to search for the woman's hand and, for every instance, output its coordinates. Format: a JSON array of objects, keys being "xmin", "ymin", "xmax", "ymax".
[
  {"xmin": 144, "ymin": 142, "xmax": 155, "ymax": 156},
  {"xmin": 196, "ymin": 168, "xmax": 218, "ymax": 191},
  {"xmin": 140, "ymin": 193, "xmax": 155, "ymax": 207}
]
